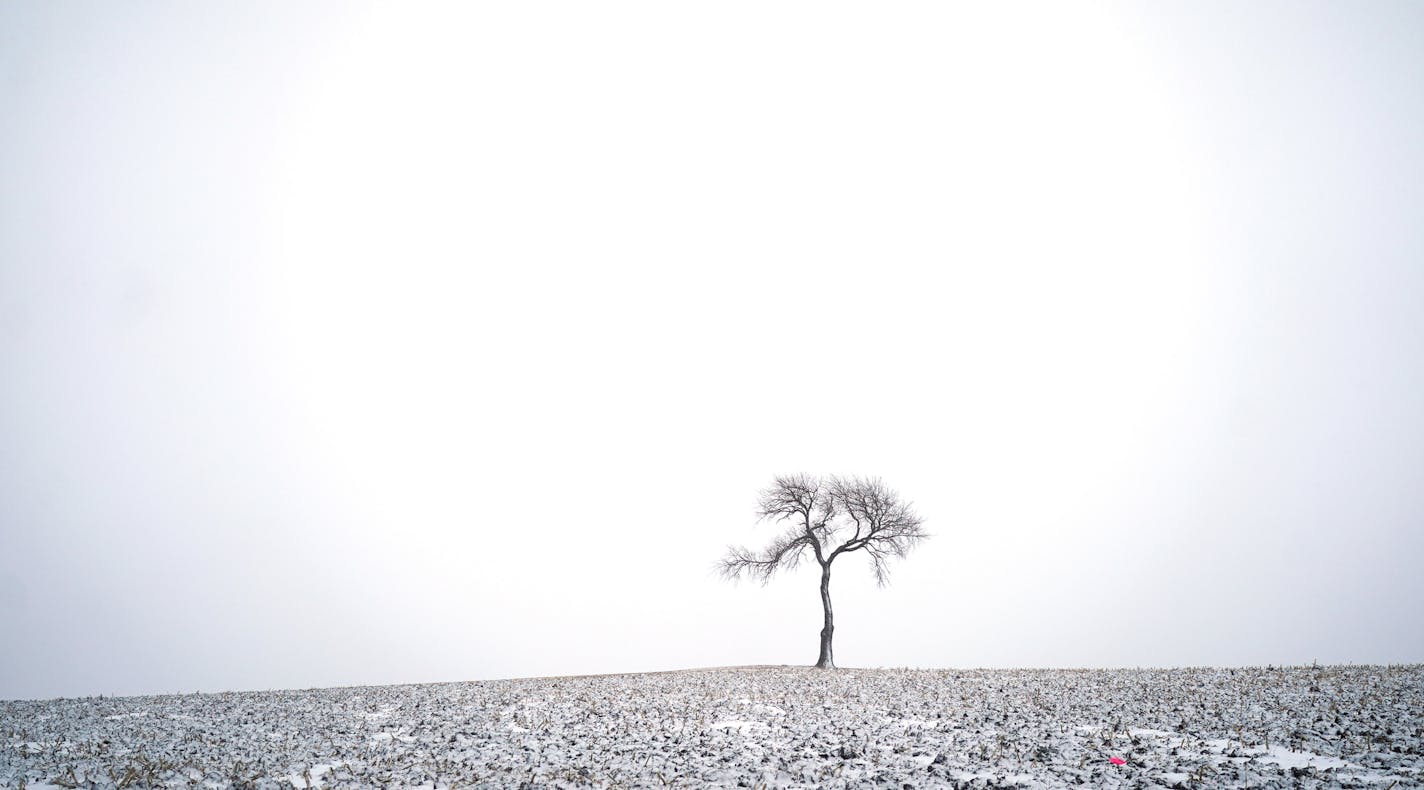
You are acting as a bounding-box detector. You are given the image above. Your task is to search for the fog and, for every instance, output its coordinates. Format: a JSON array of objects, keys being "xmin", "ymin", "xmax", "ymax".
[{"xmin": 3, "ymin": 1, "xmax": 1422, "ymax": 701}]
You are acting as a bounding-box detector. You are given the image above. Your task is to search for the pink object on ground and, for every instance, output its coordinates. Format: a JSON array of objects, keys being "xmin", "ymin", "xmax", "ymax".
[{"xmin": 1109, "ymin": 757, "xmax": 1126, "ymax": 765}]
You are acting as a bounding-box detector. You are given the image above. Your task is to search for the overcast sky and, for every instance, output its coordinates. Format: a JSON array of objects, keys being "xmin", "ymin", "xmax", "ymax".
[{"xmin": 3, "ymin": 1, "xmax": 1422, "ymax": 701}]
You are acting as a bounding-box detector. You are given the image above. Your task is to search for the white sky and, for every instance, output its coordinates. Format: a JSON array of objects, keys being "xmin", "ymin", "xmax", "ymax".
[{"xmin": 2, "ymin": 1, "xmax": 1422, "ymax": 700}]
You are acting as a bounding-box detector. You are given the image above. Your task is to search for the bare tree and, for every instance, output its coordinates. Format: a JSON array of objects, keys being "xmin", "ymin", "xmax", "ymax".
[{"xmin": 719, "ymin": 474, "xmax": 928, "ymax": 669}]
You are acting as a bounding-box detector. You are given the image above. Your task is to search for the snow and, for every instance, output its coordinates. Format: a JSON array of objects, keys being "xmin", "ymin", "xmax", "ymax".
[
  {"xmin": 707, "ymin": 719, "xmax": 771, "ymax": 734},
  {"xmin": 283, "ymin": 761, "xmax": 343, "ymax": 788},
  {"xmin": 2, "ymin": 664, "xmax": 1420, "ymax": 788},
  {"xmin": 951, "ymin": 771, "xmax": 1039, "ymax": 786},
  {"xmin": 1253, "ymin": 744, "xmax": 1355, "ymax": 771}
]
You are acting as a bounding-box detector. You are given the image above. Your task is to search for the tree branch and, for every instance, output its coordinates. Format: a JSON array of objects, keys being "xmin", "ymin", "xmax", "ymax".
[
  {"xmin": 825, "ymin": 475, "xmax": 928, "ymax": 584},
  {"xmin": 718, "ymin": 527, "xmax": 812, "ymax": 584},
  {"xmin": 721, "ymin": 474, "xmax": 927, "ymax": 586}
]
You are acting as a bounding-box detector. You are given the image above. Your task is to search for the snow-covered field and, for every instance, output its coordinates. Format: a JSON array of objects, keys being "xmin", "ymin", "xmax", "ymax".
[{"xmin": 3, "ymin": 664, "xmax": 1421, "ymax": 788}]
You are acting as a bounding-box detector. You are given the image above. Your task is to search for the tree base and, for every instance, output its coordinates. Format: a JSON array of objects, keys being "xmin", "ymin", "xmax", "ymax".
[{"xmin": 816, "ymin": 624, "xmax": 834, "ymax": 669}]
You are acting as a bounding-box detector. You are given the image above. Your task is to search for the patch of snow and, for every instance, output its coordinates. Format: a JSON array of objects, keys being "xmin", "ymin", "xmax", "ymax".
[
  {"xmin": 1253, "ymin": 745, "xmax": 1353, "ymax": 771},
  {"xmin": 707, "ymin": 719, "xmax": 770, "ymax": 735},
  {"xmin": 951, "ymin": 771, "xmax": 1038, "ymax": 787},
  {"xmin": 284, "ymin": 761, "xmax": 343, "ymax": 788}
]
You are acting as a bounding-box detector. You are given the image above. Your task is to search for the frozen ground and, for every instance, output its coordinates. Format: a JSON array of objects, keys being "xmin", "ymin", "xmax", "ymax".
[{"xmin": 3, "ymin": 664, "xmax": 1421, "ymax": 788}]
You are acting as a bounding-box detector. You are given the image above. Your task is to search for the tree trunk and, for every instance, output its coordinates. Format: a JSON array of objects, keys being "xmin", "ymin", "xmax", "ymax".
[{"xmin": 815, "ymin": 565, "xmax": 835, "ymax": 669}]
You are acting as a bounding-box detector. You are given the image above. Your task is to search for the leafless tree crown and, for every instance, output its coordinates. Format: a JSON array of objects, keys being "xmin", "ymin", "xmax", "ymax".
[{"xmin": 719, "ymin": 474, "xmax": 928, "ymax": 585}]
